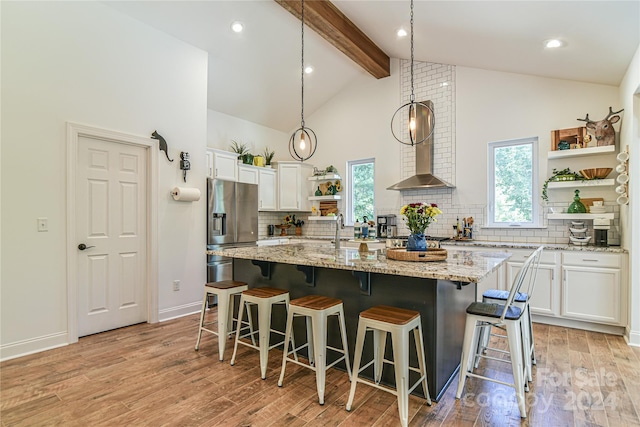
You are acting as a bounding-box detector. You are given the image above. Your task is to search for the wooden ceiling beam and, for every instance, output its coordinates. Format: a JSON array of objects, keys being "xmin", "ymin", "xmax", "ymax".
[{"xmin": 275, "ymin": 0, "xmax": 390, "ymax": 79}]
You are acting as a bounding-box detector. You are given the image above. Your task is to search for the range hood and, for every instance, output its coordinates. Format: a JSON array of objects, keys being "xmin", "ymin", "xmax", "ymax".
[{"xmin": 387, "ymin": 100, "xmax": 454, "ymax": 190}]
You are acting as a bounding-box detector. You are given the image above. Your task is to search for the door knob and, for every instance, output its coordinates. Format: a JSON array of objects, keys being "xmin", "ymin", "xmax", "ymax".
[{"xmin": 78, "ymin": 243, "xmax": 95, "ymax": 251}]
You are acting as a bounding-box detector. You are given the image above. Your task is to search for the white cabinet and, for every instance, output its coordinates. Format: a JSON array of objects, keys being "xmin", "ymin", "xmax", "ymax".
[
  {"xmin": 238, "ymin": 165, "xmax": 259, "ymax": 184},
  {"xmin": 561, "ymin": 252, "xmax": 623, "ymax": 325},
  {"xmin": 275, "ymin": 162, "xmax": 313, "ymax": 211},
  {"xmin": 237, "ymin": 165, "xmax": 277, "ymax": 211},
  {"xmin": 258, "ymin": 168, "xmax": 277, "ymax": 211},
  {"xmin": 505, "ymin": 249, "xmax": 559, "ymax": 317},
  {"xmin": 206, "ymin": 148, "xmax": 237, "ymax": 181}
]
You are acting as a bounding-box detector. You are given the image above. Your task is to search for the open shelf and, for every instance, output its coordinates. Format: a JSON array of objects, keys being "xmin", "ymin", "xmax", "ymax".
[
  {"xmin": 547, "ymin": 145, "xmax": 616, "ymax": 159},
  {"xmin": 548, "ymin": 213, "xmax": 614, "ymax": 220},
  {"xmin": 546, "ymin": 179, "xmax": 614, "ymax": 189},
  {"xmin": 308, "ymin": 195, "xmax": 342, "ymax": 201},
  {"xmin": 307, "ymin": 216, "xmax": 338, "ymax": 221},
  {"xmin": 308, "ymin": 174, "xmax": 341, "ymax": 181}
]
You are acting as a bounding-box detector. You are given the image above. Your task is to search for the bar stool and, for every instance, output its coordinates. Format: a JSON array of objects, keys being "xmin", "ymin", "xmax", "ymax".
[
  {"xmin": 195, "ymin": 280, "xmax": 249, "ymax": 361},
  {"xmin": 455, "ymin": 247, "xmax": 541, "ymax": 419},
  {"xmin": 230, "ymin": 287, "xmax": 294, "ymax": 380},
  {"xmin": 346, "ymin": 305, "xmax": 431, "ymax": 427},
  {"xmin": 476, "ymin": 246, "xmax": 543, "ymax": 383},
  {"xmin": 277, "ymin": 295, "xmax": 351, "ymax": 405}
]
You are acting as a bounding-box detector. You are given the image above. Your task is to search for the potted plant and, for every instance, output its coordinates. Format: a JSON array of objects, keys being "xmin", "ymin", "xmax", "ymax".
[
  {"xmin": 229, "ymin": 140, "xmax": 249, "ymax": 162},
  {"xmin": 263, "ymin": 147, "xmax": 275, "ymax": 167},
  {"xmin": 541, "ymin": 168, "xmax": 582, "ymax": 203}
]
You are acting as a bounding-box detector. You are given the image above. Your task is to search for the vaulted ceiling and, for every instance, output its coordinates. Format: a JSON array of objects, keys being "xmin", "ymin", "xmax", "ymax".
[{"xmin": 105, "ymin": 1, "xmax": 639, "ymax": 133}]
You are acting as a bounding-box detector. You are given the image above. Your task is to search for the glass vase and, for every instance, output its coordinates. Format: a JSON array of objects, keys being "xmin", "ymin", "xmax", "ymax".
[{"xmin": 406, "ymin": 233, "xmax": 427, "ymax": 252}]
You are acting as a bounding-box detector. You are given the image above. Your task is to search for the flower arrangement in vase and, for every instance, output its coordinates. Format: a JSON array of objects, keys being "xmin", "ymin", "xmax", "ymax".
[{"xmin": 400, "ymin": 203, "xmax": 442, "ymax": 251}]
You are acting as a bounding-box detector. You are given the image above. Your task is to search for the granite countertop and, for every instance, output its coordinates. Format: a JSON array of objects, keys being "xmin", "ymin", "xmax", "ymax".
[
  {"xmin": 441, "ymin": 240, "xmax": 627, "ymax": 253},
  {"xmin": 207, "ymin": 244, "xmax": 510, "ymax": 283}
]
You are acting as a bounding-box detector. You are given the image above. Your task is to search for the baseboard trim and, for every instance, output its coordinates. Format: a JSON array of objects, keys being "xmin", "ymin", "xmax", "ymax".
[
  {"xmin": 624, "ymin": 326, "xmax": 640, "ymax": 347},
  {"xmin": 0, "ymin": 331, "xmax": 68, "ymax": 362},
  {"xmin": 532, "ymin": 315, "xmax": 625, "ymax": 336},
  {"xmin": 158, "ymin": 302, "xmax": 201, "ymax": 322}
]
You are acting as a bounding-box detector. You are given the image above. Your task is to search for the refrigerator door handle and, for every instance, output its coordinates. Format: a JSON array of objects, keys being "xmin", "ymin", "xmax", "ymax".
[{"xmin": 211, "ymin": 213, "xmax": 226, "ymax": 236}]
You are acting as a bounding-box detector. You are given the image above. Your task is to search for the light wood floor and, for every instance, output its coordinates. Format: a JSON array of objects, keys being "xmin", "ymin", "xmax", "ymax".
[{"xmin": 2, "ymin": 312, "xmax": 640, "ymax": 426}]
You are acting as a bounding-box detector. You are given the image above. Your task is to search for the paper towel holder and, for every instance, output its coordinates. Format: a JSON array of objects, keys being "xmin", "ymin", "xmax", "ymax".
[{"xmin": 170, "ymin": 186, "xmax": 200, "ymax": 202}]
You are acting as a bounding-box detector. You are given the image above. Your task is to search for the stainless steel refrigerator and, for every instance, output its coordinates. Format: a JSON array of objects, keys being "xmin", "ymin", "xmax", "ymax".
[{"xmin": 207, "ymin": 178, "xmax": 258, "ymax": 283}]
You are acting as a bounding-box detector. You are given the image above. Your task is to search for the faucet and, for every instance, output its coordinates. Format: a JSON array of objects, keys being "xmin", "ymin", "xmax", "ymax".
[{"xmin": 335, "ymin": 213, "xmax": 344, "ymax": 250}]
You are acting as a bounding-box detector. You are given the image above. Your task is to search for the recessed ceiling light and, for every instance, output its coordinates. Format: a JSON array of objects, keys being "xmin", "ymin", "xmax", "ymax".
[
  {"xmin": 544, "ymin": 39, "xmax": 564, "ymax": 48},
  {"xmin": 397, "ymin": 28, "xmax": 408, "ymax": 37},
  {"xmin": 231, "ymin": 21, "xmax": 244, "ymax": 33},
  {"xmin": 304, "ymin": 66, "xmax": 314, "ymax": 74}
]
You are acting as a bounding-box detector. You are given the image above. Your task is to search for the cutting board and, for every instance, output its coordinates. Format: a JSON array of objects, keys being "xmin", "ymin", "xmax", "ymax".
[{"xmin": 580, "ymin": 198, "xmax": 604, "ymax": 213}]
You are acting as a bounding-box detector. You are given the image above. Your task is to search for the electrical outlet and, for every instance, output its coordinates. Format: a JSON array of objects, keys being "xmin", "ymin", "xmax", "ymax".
[
  {"xmin": 37, "ymin": 217, "xmax": 48, "ymax": 232},
  {"xmin": 173, "ymin": 280, "xmax": 180, "ymax": 291}
]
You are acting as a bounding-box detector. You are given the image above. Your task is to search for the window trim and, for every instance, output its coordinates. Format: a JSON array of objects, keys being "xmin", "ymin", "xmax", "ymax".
[
  {"xmin": 486, "ymin": 137, "xmax": 541, "ymax": 228},
  {"xmin": 346, "ymin": 157, "xmax": 375, "ymax": 226}
]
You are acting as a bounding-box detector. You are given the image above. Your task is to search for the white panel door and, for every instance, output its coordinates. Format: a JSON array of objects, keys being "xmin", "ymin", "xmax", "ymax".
[{"xmin": 76, "ymin": 136, "xmax": 147, "ymax": 336}]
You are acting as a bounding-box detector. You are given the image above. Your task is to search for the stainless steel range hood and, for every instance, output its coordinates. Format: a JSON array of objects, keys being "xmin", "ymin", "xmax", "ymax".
[{"xmin": 387, "ymin": 100, "xmax": 454, "ymax": 190}]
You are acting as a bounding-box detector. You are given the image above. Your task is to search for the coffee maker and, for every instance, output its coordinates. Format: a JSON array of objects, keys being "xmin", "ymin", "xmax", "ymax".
[
  {"xmin": 593, "ymin": 218, "xmax": 610, "ymax": 247},
  {"xmin": 377, "ymin": 215, "xmax": 397, "ymax": 238}
]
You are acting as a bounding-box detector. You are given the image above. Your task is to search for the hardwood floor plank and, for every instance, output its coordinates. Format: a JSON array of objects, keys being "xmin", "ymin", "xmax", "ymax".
[{"xmin": 2, "ymin": 314, "xmax": 639, "ymax": 426}]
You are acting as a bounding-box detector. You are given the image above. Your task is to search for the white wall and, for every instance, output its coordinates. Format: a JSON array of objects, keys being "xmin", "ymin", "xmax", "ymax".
[
  {"xmin": 1, "ymin": 1, "xmax": 208, "ymax": 359},
  {"xmin": 207, "ymin": 109, "xmax": 289, "ymax": 161},
  {"xmin": 618, "ymin": 44, "xmax": 640, "ymax": 346}
]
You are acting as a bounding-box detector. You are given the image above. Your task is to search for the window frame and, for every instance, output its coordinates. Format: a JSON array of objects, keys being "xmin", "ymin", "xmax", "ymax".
[
  {"xmin": 346, "ymin": 157, "xmax": 375, "ymax": 226},
  {"xmin": 486, "ymin": 136, "xmax": 541, "ymax": 228}
]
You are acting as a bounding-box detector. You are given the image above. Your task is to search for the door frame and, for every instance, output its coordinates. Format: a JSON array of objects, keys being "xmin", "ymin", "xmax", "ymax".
[{"xmin": 66, "ymin": 122, "xmax": 158, "ymax": 343}]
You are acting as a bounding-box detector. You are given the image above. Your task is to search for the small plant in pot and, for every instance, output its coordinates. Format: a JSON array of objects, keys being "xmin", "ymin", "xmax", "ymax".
[
  {"xmin": 229, "ymin": 140, "xmax": 249, "ymax": 161},
  {"xmin": 263, "ymin": 147, "xmax": 275, "ymax": 167}
]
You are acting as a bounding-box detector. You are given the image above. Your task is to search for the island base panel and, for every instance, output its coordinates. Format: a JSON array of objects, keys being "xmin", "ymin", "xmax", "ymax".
[{"xmin": 233, "ymin": 259, "xmax": 475, "ymax": 401}]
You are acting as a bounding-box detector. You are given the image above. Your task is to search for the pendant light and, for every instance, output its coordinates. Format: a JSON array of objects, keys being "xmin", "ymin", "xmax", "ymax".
[
  {"xmin": 289, "ymin": 0, "xmax": 317, "ymax": 162},
  {"xmin": 391, "ymin": 0, "xmax": 434, "ymax": 146}
]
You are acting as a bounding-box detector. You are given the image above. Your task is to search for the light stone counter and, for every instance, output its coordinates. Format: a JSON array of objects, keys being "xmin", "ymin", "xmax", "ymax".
[
  {"xmin": 207, "ymin": 244, "xmax": 510, "ymax": 283},
  {"xmin": 442, "ymin": 239, "xmax": 627, "ymax": 253}
]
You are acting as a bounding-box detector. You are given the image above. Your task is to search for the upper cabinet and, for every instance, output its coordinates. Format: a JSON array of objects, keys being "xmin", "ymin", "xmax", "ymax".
[
  {"xmin": 258, "ymin": 168, "xmax": 277, "ymax": 211},
  {"xmin": 275, "ymin": 161, "xmax": 314, "ymax": 211},
  {"xmin": 238, "ymin": 164, "xmax": 259, "ymax": 184},
  {"xmin": 206, "ymin": 148, "xmax": 237, "ymax": 181}
]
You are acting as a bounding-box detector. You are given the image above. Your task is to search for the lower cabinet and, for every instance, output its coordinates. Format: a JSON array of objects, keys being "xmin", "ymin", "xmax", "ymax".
[
  {"xmin": 561, "ymin": 252, "xmax": 622, "ymax": 325},
  {"xmin": 444, "ymin": 245, "xmax": 626, "ymax": 328}
]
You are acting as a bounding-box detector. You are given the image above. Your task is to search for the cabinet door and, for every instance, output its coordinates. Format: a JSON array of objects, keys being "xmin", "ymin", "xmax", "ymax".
[
  {"xmin": 278, "ymin": 163, "xmax": 302, "ymax": 210},
  {"xmin": 205, "ymin": 150, "xmax": 214, "ymax": 179},
  {"xmin": 562, "ymin": 266, "xmax": 620, "ymax": 324},
  {"xmin": 258, "ymin": 169, "xmax": 277, "ymax": 211},
  {"xmin": 213, "ymin": 150, "xmax": 237, "ymax": 181},
  {"xmin": 238, "ymin": 165, "xmax": 259, "ymax": 184},
  {"xmin": 506, "ymin": 262, "xmax": 558, "ymax": 316}
]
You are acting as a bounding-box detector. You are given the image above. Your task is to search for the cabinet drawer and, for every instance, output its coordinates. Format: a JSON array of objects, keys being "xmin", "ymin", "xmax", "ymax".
[
  {"xmin": 562, "ymin": 252, "xmax": 620, "ymax": 268},
  {"xmin": 506, "ymin": 249, "xmax": 556, "ymax": 265}
]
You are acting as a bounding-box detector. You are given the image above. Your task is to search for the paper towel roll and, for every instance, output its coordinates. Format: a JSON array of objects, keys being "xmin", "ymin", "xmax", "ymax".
[{"xmin": 171, "ymin": 187, "xmax": 201, "ymax": 202}]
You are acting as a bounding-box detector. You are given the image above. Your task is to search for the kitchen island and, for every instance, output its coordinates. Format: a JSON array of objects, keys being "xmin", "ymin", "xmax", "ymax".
[{"xmin": 207, "ymin": 244, "xmax": 510, "ymax": 401}]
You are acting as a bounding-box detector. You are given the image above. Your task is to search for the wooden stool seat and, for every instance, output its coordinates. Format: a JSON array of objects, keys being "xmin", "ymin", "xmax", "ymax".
[
  {"xmin": 195, "ymin": 281, "xmax": 249, "ymax": 361},
  {"xmin": 290, "ymin": 295, "xmax": 342, "ymax": 310},
  {"xmin": 207, "ymin": 280, "xmax": 248, "ymax": 290},
  {"xmin": 279, "ymin": 295, "xmax": 351, "ymax": 405},
  {"xmin": 243, "ymin": 287, "xmax": 288, "ymax": 298},
  {"xmin": 360, "ymin": 305, "xmax": 419, "ymax": 325}
]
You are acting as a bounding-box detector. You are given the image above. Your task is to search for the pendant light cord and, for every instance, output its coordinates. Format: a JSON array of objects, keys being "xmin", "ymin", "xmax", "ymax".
[
  {"xmin": 410, "ymin": 0, "xmax": 414, "ymax": 103},
  {"xmin": 301, "ymin": 0, "xmax": 305, "ymax": 128}
]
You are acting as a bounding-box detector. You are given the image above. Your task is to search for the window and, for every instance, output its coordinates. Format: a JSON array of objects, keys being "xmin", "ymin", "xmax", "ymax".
[
  {"xmin": 347, "ymin": 158, "xmax": 375, "ymax": 225},
  {"xmin": 487, "ymin": 137, "xmax": 540, "ymax": 227}
]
